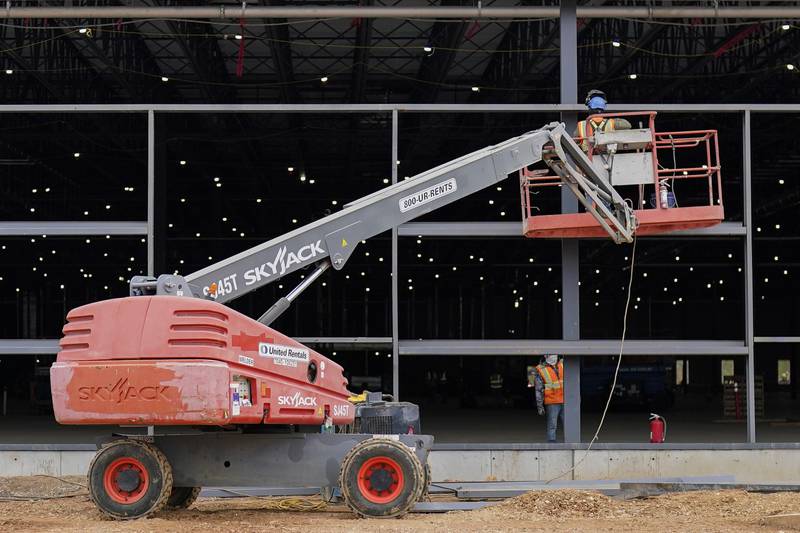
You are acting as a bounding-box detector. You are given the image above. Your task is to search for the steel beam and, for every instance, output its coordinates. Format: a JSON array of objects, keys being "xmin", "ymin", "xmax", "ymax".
[
  {"xmin": 754, "ymin": 337, "xmax": 800, "ymax": 343},
  {"xmin": 3, "ymin": 339, "xmax": 747, "ymax": 356},
  {"xmin": 398, "ymin": 340, "xmax": 748, "ymax": 356},
  {"xmin": 398, "ymin": 221, "xmax": 746, "ymax": 237},
  {"xmin": 743, "ymin": 110, "xmax": 756, "ymax": 443},
  {"xmin": 7, "ymin": 6, "xmax": 800, "ymax": 19},
  {"xmin": 0, "ymin": 221, "xmax": 147, "ymax": 236},
  {"xmin": 0, "ymin": 337, "xmax": 392, "ymax": 355},
  {"xmin": 2, "ymin": 104, "xmax": 800, "ymax": 113}
]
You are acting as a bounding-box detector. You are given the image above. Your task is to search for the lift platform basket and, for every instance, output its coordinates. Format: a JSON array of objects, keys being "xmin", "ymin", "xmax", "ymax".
[{"xmin": 521, "ymin": 112, "xmax": 724, "ymax": 238}]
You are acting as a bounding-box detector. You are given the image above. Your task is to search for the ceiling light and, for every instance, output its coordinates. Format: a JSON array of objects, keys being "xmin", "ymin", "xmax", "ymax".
[
  {"xmin": 471, "ymin": 86, "xmax": 480, "ymax": 92},
  {"xmin": 782, "ymin": 24, "xmax": 791, "ymax": 30},
  {"xmin": 788, "ymin": 64, "xmax": 796, "ymax": 71},
  {"xmin": 309, "ymin": 179, "xmax": 315, "ymax": 184},
  {"xmin": 161, "ymin": 76, "xmax": 169, "ymax": 82},
  {"xmin": 256, "ymin": 198, "xmax": 262, "ymax": 203},
  {"xmin": 779, "ymin": 179, "xmax": 785, "ymax": 184},
  {"xmin": 383, "ymin": 178, "xmax": 389, "ymax": 184},
  {"xmin": 73, "ymin": 152, "xmax": 80, "ymax": 158},
  {"xmin": 78, "ymin": 28, "xmax": 88, "ymax": 34},
  {"xmin": 500, "ymin": 211, "xmax": 506, "ymax": 216},
  {"xmin": 629, "ymin": 74, "xmax": 638, "ymax": 80},
  {"xmin": 179, "ymin": 160, "xmax": 186, "ymax": 166},
  {"xmin": 320, "ymin": 76, "xmax": 329, "ymax": 83},
  {"xmin": 235, "ymin": 34, "xmax": 243, "ymax": 40},
  {"xmin": 423, "ymin": 45, "xmax": 433, "ymax": 53},
  {"xmin": 4, "ymin": 69, "xmax": 12, "ymax": 75},
  {"xmin": 612, "ymin": 40, "xmax": 621, "ymax": 47},
  {"xmin": 331, "ymin": 200, "xmax": 337, "ymax": 205},
  {"xmin": 288, "ymin": 166, "xmax": 294, "ymax": 172}
]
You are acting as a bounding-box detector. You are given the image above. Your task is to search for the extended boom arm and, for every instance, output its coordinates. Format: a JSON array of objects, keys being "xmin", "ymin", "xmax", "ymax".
[{"xmin": 130, "ymin": 122, "xmax": 634, "ymax": 308}]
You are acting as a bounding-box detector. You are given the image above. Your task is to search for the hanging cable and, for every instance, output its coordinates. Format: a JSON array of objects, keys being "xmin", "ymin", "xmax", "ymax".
[{"xmin": 546, "ymin": 232, "xmax": 638, "ymax": 484}]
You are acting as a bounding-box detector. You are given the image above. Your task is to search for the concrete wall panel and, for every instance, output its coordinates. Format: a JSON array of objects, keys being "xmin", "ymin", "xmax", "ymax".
[
  {"xmin": 429, "ymin": 450, "xmax": 492, "ymax": 482},
  {"xmin": 5, "ymin": 448, "xmax": 800, "ymax": 485}
]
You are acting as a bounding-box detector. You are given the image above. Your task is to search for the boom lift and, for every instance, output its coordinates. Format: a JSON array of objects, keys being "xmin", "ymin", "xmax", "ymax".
[{"xmin": 50, "ymin": 116, "xmax": 721, "ymax": 520}]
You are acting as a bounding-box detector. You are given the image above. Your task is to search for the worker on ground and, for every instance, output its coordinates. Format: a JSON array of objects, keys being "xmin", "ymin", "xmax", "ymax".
[
  {"xmin": 576, "ymin": 89, "xmax": 632, "ymax": 151},
  {"xmin": 534, "ymin": 354, "xmax": 564, "ymax": 443}
]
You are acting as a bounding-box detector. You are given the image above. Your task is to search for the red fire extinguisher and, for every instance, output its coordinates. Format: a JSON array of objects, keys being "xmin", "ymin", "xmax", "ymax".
[{"xmin": 649, "ymin": 413, "xmax": 666, "ymax": 443}]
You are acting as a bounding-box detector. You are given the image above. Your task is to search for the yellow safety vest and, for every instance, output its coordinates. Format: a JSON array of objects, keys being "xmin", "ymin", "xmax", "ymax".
[{"xmin": 576, "ymin": 117, "xmax": 616, "ymax": 151}]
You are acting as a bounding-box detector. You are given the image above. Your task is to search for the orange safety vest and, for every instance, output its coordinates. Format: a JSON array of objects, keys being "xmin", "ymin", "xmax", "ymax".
[
  {"xmin": 536, "ymin": 361, "xmax": 564, "ymax": 405},
  {"xmin": 576, "ymin": 117, "xmax": 616, "ymax": 151}
]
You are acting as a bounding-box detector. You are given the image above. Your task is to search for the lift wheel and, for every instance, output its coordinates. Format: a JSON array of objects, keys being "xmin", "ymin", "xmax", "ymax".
[
  {"xmin": 339, "ymin": 437, "xmax": 427, "ymax": 518},
  {"xmin": 87, "ymin": 439, "xmax": 173, "ymax": 519}
]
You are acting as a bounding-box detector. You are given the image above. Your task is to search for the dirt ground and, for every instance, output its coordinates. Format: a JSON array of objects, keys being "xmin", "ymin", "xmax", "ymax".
[{"xmin": 2, "ymin": 476, "xmax": 800, "ymax": 532}]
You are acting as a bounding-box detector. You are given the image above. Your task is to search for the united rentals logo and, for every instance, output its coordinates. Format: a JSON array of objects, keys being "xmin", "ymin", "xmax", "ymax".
[
  {"xmin": 77, "ymin": 378, "xmax": 172, "ymax": 403},
  {"xmin": 243, "ymin": 240, "xmax": 326, "ymax": 286},
  {"xmin": 277, "ymin": 392, "xmax": 318, "ymax": 407}
]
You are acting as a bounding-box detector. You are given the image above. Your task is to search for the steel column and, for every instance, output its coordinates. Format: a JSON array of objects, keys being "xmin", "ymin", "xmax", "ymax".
[
  {"xmin": 392, "ymin": 109, "xmax": 400, "ymax": 400},
  {"xmin": 560, "ymin": 0, "xmax": 581, "ymax": 444},
  {"xmin": 147, "ymin": 110, "xmax": 155, "ymax": 277},
  {"xmin": 743, "ymin": 110, "xmax": 756, "ymax": 443}
]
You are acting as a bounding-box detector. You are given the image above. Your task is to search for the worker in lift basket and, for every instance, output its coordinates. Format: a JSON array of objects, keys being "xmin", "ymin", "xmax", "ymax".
[
  {"xmin": 534, "ymin": 354, "xmax": 565, "ymax": 443},
  {"xmin": 576, "ymin": 89, "xmax": 632, "ymax": 151}
]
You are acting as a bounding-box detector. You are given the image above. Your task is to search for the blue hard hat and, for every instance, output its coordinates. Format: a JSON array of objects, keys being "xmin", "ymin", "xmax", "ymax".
[{"xmin": 587, "ymin": 95, "xmax": 607, "ymax": 111}]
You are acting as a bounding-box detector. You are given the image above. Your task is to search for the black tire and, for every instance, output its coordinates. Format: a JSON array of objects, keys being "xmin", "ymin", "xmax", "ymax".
[
  {"xmin": 87, "ymin": 440, "xmax": 173, "ymax": 520},
  {"xmin": 339, "ymin": 438, "xmax": 425, "ymax": 519},
  {"xmin": 166, "ymin": 486, "xmax": 201, "ymax": 509},
  {"xmin": 420, "ymin": 462, "xmax": 432, "ymax": 501}
]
